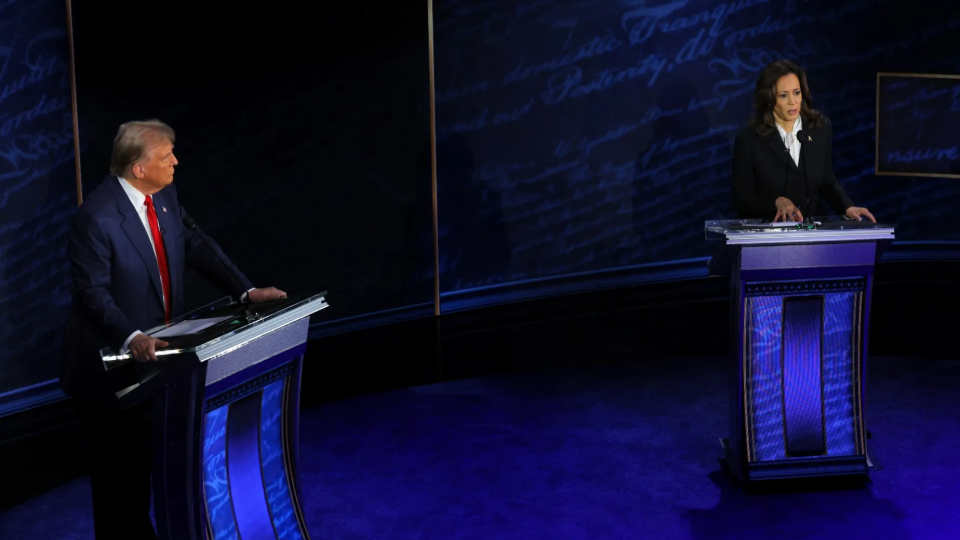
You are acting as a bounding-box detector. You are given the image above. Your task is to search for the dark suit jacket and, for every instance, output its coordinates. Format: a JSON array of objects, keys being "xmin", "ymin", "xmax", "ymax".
[
  {"xmin": 731, "ymin": 117, "xmax": 854, "ymax": 220},
  {"xmin": 60, "ymin": 176, "xmax": 254, "ymax": 397}
]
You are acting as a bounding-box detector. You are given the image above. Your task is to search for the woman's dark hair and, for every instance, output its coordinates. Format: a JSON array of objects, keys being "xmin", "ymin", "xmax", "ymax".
[{"xmin": 749, "ymin": 59, "xmax": 825, "ymax": 136}]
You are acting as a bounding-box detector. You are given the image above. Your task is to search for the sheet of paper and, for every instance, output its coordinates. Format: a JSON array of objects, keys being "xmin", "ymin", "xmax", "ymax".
[{"xmin": 150, "ymin": 315, "xmax": 234, "ymax": 338}]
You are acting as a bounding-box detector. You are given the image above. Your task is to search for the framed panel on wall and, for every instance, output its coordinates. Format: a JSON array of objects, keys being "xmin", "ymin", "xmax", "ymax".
[{"xmin": 876, "ymin": 72, "xmax": 960, "ymax": 179}]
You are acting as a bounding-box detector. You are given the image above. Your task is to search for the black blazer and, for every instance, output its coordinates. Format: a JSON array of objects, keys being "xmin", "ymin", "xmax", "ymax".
[{"xmin": 731, "ymin": 117, "xmax": 854, "ymax": 220}]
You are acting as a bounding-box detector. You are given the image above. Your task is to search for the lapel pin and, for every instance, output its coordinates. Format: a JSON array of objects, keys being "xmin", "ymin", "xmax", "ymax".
[
  {"xmin": 162, "ymin": 206, "xmax": 167, "ymax": 213},
  {"xmin": 808, "ymin": 136, "xmax": 812, "ymax": 141}
]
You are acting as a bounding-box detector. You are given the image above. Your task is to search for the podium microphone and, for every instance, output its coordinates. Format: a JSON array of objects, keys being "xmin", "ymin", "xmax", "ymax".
[{"xmin": 182, "ymin": 215, "xmax": 250, "ymax": 305}]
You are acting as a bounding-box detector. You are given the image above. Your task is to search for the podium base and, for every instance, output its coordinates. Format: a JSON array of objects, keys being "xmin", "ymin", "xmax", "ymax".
[{"xmin": 719, "ymin": 438, "xmax": 871, "ymax": 485}]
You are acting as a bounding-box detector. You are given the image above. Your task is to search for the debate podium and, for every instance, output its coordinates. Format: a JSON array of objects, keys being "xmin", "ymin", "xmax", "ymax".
[
  {"xmin": 101, "ymin": 292, "xmax": 330, "ymax": 540},
  {"xmin": 706, "ymin": 219, "xmax": 895, "ymax": 482}
]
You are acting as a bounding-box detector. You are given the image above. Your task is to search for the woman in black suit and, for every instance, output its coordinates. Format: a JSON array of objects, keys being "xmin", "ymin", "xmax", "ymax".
[{"xmin": 732, "ymin": 59, "xmax": 876, "ymax": 223}]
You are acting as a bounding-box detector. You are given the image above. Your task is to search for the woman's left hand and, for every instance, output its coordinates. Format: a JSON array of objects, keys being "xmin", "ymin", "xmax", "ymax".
[{"xmin": 845, "ymin": 207, "xmax": 876, "ymax": 222}]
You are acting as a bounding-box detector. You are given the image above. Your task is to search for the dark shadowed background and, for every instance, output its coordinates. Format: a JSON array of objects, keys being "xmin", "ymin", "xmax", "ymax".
[{"xmin": 1, "ymin": 0, "xmax": 959, "ymax": 414}]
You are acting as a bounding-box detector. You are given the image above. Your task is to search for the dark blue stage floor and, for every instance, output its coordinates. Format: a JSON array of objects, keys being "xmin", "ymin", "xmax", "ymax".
[{"xmin": 1, "ymin": 353, "xmax": 957, "ymax": 539}]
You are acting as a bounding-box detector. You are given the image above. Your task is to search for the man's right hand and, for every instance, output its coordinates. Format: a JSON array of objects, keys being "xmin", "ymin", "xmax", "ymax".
[{"xmin": 128, "ymin": 333, "xmax": 169, "ymax": 362}]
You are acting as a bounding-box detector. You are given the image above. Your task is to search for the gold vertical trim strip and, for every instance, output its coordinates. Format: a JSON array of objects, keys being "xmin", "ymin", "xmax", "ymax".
[
  {"xmin": 200, "ymin": 409, "xmax": 215, "ymax": 540},
  {"xmin": 874, "ymin": 72, "xmax": 880, "ymax": 178},
  {"xmin": 850, "ymin": 294, "xmax": 863, "ymax": 455},
  {"xmin": 778, "ymin": 298, "xmax": 790, "ymax": 459},
  {"xmin": 281, "ymin": 377, "xmax": 311, "ymax": 540},
  {"xmin": 427, "ymin": 0, "xmax": 440, "ymax": 316},
  {"xmin": 850, "ymin": 293, "xmax": 863, "ymax": 455},
  {"xmin": 854, "ymin": 292, "xmax": 867, "ymax": 454},
  {"xmin": 859, "ymin": 292, "xmax": 865, "ymax": 453},
  {"xmin": 65, "ymin": 0, "xmax": 83, "ymax": 206},
  {"xmin": 743, "ymin": 297, "xmax": 754, "ymax": 463},
  {"xmin": 854, "ymin": 293, "xmax": 863, "ymax": 453}
]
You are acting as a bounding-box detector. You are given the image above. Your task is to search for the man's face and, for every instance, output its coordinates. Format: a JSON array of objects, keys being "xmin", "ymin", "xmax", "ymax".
[{"xmin": 136, "ymin": 140, "xmax": 178, "ymax": 192}]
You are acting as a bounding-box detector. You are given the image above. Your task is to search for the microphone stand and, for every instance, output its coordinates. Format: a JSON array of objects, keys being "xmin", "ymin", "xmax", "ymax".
[{"xmin": 182, "ymin": 216, "xmax": 259, "ymax": 323}]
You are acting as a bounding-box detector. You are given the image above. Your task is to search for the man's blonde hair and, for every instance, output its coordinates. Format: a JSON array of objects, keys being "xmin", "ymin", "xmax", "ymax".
[{"xmin": 109, "ymin": 119, "xmax": 176, "ymax": 177}]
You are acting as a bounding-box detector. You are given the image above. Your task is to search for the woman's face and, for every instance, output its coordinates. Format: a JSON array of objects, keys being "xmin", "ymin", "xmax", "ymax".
[{"xmin": 773, "ymin": 73, "xmax": 802, "ymax": 125}]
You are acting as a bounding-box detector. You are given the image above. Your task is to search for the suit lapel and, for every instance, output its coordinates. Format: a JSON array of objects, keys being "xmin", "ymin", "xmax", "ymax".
[
  {"xmin": 767, "ymin": 131, "xmax": 799, "ymax": 170},
  {"xmin": 110, "ymin": 179, "xmax": 165, "ymax": 306}
]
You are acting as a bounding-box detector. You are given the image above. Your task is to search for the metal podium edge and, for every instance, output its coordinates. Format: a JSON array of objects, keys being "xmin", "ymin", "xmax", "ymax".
[
  {"xmin": 723, "ymin": 229, "xmax": 895, "ymax": 245},
  {"xmin": 112, "ymin": 297, "xmax": 329, "ymax": 405},
  {"xmin": 102, "ymin": 296, "xmax": 329, "ymax": 365},
  {"xmin": 196, "ymin": 297, "xmax": 330, "ymax": 363}
]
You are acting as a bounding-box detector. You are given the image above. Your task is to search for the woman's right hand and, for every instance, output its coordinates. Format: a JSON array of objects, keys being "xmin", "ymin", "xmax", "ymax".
[{"xmin": 774, "ymin": 197, "xmax": 803, "ymax": 222}]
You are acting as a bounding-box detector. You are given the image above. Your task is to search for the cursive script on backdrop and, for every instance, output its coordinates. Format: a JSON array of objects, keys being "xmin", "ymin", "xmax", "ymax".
[
  {"xmin": 0, "ymin": 0, "xmax": 78, "ymax": 408},
  {"xmin": 433, "ymin": 0, "xmax": 958, "ymax": 295}
]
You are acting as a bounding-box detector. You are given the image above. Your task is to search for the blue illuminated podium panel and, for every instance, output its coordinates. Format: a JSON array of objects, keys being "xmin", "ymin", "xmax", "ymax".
[
  {"xmin": 706, "ymin": 220, "xmax": 894, "ymax": 482},
  {"xmin": 102, "ymin": 293, "xmax": 329, "ymax": 539}
]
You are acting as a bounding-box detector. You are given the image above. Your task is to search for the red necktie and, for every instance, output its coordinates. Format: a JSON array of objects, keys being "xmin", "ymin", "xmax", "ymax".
[{"xmin": 144, "ymin": 196, "xmax": 172, "ymax": 323}]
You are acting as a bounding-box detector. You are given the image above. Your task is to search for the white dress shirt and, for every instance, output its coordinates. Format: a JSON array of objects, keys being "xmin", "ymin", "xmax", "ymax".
[
  {"xmin": 117, "ymin": 176, "xmax": 166, "ymax": 352},
  {"xmin": 776, "ymin": 116, "xmax": 802, "ymax": 167}
]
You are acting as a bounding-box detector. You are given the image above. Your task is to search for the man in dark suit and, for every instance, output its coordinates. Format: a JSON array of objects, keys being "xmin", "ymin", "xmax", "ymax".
[
  {"xmin": 61, "ymin": 119, "xmax": 286, "ymax": 540},
  {"xmin": 732, "ymin": 60, "xmax": 876, "ymax": 223}
]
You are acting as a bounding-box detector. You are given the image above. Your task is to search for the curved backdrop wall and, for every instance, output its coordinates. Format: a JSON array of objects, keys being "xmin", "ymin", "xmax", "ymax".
[
  {"xmin": 2, "ymin": 0, "xmax": 960, "ymax": 415},
  {"xmin": 0, "ymin": 0, "xmax": 79, "ymax": 412},
  {"xmin": 432, "ymin": 0, "xmax": 960, "ymax": 311}
]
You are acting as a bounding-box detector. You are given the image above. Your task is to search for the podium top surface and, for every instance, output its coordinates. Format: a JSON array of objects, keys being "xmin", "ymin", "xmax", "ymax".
[
  {"xmin": 705, "ymin": 217, "xmax": 896, "ymax": 245},
  {"xmin": 100, "ymin": 292, "xmax": 330, "ymax": 365}
]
